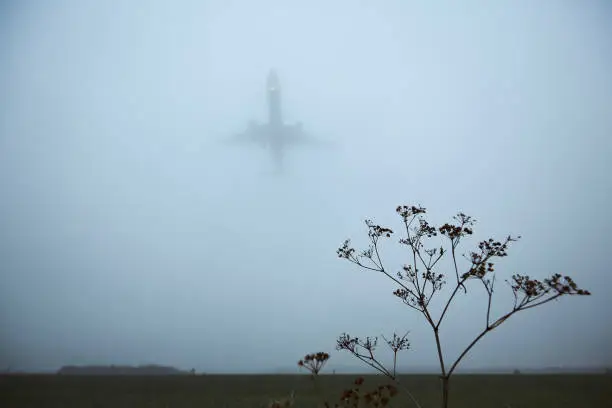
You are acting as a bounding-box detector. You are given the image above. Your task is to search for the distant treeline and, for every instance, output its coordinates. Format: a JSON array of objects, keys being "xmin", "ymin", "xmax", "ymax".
[{"xmin": 57, "ymin": 365, "xmax": 192, "ymax": 376}]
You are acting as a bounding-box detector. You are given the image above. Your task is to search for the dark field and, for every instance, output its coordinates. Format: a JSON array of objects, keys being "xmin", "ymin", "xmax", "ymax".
[{"xmin": 1, "ymin": 374, "xmax": 610, "ymax": 408}]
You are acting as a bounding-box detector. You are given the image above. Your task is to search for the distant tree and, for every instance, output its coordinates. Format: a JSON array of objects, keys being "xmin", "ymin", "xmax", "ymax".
[
  {"xmin": 335, "ymin": 205, "xmax": 591, "ymax": 408},
  {"xmin": 513, "ymin": 369, "xmax": 521, "ymax": 375}
]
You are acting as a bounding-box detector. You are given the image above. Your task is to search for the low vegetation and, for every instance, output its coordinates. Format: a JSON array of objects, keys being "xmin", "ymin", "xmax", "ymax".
[{"xmin": 331, "ymin": 204, "xmax": 591, "ymax": 408}]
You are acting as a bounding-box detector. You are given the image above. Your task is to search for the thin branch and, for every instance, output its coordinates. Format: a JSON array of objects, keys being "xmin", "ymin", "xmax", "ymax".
[
  {"xmin": 435, "ymin": 276, "xmax": 468, "ymax": 329},
  {"xmin": 451, "ymin": 245, "xmax": 467, "ymax": 293}
]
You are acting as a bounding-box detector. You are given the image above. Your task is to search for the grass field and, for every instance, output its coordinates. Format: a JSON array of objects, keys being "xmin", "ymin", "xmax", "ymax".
[{"xmin": 1, "ymin": 373, "xmax": 610, "ymax": 408}]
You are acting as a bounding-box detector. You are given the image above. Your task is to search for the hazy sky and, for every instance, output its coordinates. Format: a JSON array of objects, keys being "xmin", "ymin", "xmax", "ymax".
[{"xmin": 1, "ymin": 0, "xmax": 611, "ymax": 373}]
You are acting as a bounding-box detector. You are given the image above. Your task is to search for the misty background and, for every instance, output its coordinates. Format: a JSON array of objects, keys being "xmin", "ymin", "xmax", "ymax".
[{"xmin": 1, "ymin": 0, "xmax": 611, "ymax": 373}]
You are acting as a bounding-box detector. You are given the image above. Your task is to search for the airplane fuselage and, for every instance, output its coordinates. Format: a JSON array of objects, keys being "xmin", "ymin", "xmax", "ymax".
[
  {"xmin": 267, "ymin": 70, "xmax": 283, "ymax": 127},
  {"xmin": 266, "ymin": 70, "xmax": 285, "ymax": 168}
]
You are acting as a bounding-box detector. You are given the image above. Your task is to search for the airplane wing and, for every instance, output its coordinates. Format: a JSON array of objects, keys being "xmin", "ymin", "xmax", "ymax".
[
  {"xmin": 223, "ymin": 121, "xmax": 269, "ymax": 148},
  {"xmin": 218, "ymin": 121, "xmax": 338, "ymax": 152},
  {"xmin": 282, "ymin": 123, "xmax": 337, "ymax": 149}
]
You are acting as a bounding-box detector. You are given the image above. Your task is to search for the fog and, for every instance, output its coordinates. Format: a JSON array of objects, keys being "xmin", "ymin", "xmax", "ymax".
[{"xmin": 1, "ymin": 0, "xmax": 611, "ymax": 373}]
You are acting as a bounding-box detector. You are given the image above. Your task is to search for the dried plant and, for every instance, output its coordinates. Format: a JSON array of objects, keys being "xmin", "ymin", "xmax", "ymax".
[
  {"xmin": 336, "ymin": 205, "xmax": 591, "ymax": 408},
  {"xmin": 334, "ymin": 334, "xmax": 421, "ymax": 408},
  {"xmin": 298, "ymin": 352, "xmax": 330, "ymax": 378},
  {"xmin": 268, "ymin": 390, "xmax": 295, "ymax": 408},
  {"xmin": 323, "ymin": 377, "xmax": 399, "ymax": 408}
]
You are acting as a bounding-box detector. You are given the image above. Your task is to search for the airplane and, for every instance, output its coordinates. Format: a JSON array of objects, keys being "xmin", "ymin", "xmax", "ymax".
[{"xmin": 224, "ymin": 69, "xmax": 330, "ymax": 172}]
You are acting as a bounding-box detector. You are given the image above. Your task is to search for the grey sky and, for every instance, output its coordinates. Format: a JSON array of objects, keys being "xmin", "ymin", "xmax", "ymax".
[{"xmin": 1, "ymin": 0, "xmax": 611, "ymax": 373}]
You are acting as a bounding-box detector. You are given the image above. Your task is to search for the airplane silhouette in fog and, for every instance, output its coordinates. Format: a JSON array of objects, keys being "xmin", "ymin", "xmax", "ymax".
[{"xmin": 224, "ymin": 69, "xmax": 329, "ymax": 172}]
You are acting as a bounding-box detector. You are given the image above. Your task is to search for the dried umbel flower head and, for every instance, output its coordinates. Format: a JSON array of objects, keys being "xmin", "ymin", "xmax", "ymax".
[
  {"xmin": 298, "ymin": 352, "xmax": 330, "ymax": 376},
  {"xmin": 396, "ymin": 205, "xmax": 426, "ymax": 221},
  {"xmin": 382, "ymin": 332, "xmax": 410, "ymax": 353},
  {"xmin": 335, "ymin": 377, "xmax": 399, "ymax": 408}
]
